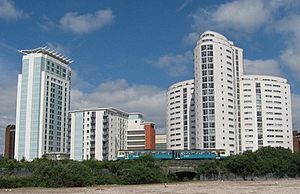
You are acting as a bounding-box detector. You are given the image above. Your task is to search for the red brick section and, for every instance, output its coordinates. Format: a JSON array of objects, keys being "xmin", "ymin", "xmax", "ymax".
[
  {"xmin": 144, "ymin": 123, "xmax": 156, "ymax": 150},
  {"xmin": 293, "ymin": 131, "xmax": 300, "ymax": 152},
  {"xmin": 4, "ymin": 125, "xmax": 15, "ymax": 159}
]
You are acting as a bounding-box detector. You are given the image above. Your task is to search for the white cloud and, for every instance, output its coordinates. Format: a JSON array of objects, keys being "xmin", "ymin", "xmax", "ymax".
[
  {"xmin": 276, "ymin": 15, "xmax": 300, "ymax": 40},
  {"xmin": 149, "ymin": 51, "xmax": 192, "ymax": 77},
  {"xmin": 183, "ymin": 32, "xmax": 199, "ymax": 46},
  {"xmin": 0, "ymin": 56, "xmax": 18, "ymax": 117},
  {"xmin": 0, "ymin": 40, "xmax": 16, "ymax": 53},
  {"xmin": 39, "ymin": 16, "xmax": 56, "ymax": 31},
  {"xmin": 292, "ymin": 94, "xmax": 300, "ymax": 130},
  {"xmin": 212, "ymin": 0, "xmax": 270, "ymax": 32},
  {"xmin": 71, "ymin": 79, "xmax": 166, "ymax": 130},
  {"xmin": 46, "ymin": 42, "xmax": 70, "ymax": 56},
  {"xmin": 60, "ymin": 9, "xmax": 114, "ymax": 34},
  {"xmin": 189, "ymin": 0, "xmax": 295, "ymax": 35},
  {"xmin": 0, "ymin": 55, "xmax": 18, "ymax": 154},
  {"xmin": 274, "ymin": 15, "xmax": 300, "ymax": 82},
  {"xmin": 0, "ymin": 0, "xmax": 26, "ymax": 20},
  {"xmin": 185, "ymin": 0, "xmax": 277, "ymax": 47},
  {"xmin": 71, "ymin": 70, "xmax": 94, "ymax": 91},
  {"xmin": 280, "ymin": 48, "xmax": 300, "ymax": 77},
  {"xmin": 244, "ymin": 59, "xmax": 282, "ymax": 76},
  {"xmin": 190, "ymin": 0, "xmax": 269, "ymax": 33}
]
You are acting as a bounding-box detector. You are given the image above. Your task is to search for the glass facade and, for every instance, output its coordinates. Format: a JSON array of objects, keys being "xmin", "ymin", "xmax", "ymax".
[
  {"xmin": 73, "ymin": 112, "xmax": 83, "ymax": 161},
  {"xmin": 29, "ymin": 57, "xmax": 43, "ymax": 159},
  {"xmin": 16, "ymin": 49, "xmax": 71, "ymax": 161},
  {"xmin": 17, "ymin": 59, "xmax": 29, "ymax": 159},
  {"xmin": 255, "ymin": 83, "xmax": 263, "ymax": 148},
  {"xmin": 201, "ymin": 44, "xmax": 215, "ymax": 148}
]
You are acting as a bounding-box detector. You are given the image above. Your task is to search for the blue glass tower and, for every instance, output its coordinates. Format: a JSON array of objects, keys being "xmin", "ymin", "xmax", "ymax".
[{"xmin": 15, "ymin": 47, "xmax": 72, "ymax": 161}]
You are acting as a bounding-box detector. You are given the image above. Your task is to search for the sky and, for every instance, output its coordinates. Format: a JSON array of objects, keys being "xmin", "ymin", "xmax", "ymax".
[{"xmin": 1, "ymin": 0, "xmax": 300, "ymax": 153}]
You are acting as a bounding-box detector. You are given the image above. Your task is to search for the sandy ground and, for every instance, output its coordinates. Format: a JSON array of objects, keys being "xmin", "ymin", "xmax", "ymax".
[{"xmin": 1, "ymin": 179, "xmax": 300, "ymax": 194}]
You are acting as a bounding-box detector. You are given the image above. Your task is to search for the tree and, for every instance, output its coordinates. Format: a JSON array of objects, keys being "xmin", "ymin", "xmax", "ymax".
[
  {"xmin": 63, "ymin": 161, "xmax": 94, "ymax": 187},
  {"xmin": 225, "ymin": 151, "xmax": 258, "ymax": 179},
  {"xmin": 197, "ymin": 160, "xmax": 220, "ymax": 178}
]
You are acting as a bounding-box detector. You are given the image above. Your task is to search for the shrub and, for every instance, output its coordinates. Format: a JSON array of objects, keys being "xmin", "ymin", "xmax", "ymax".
[
  {"xmin": 30, "ymin": 159, "xmax": 67, "ymax": 187},
  {"xmin": 197, "ymin": 160, "xmax": 220, "ymax": 178},
  {"xmin": 63, "ymin": 161, "xmax": 94, "ymax": 187},
  {"xmin": 0, "ymin": 176, "xmax": 34, "ymax": 188}
]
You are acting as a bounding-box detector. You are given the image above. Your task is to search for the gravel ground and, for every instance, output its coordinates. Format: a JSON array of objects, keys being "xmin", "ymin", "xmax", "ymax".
[{"xmin": 1, "ymin": 179, "xmax": 300, "ymax": 194}]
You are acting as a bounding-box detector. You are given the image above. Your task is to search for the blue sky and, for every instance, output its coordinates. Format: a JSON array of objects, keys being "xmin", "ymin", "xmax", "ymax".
[{"xmin": 1, "ymin": 0, "xmax": 300, "ymax": 153}]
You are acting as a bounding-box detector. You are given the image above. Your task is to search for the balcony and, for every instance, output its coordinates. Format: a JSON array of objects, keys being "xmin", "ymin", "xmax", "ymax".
[{"xmin": 102, "ymin": 137, "xmax": 108, "ymax": 142}]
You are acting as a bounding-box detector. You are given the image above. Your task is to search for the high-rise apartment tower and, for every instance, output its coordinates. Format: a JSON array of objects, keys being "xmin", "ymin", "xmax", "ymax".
[
  {"xmin": 194, "ymin": 31, "xmax": 243, "ymax": 155},
  {"xmin": 15, "ymin": 47, "xmax": 72, "ymax": 160}
]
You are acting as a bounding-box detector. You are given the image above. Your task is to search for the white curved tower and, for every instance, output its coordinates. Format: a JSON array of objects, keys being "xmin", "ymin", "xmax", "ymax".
[
  {"xmin": 194, "ymin": 31, "xmax": 244, "ymax": 155},
  {"xmin": 166, "ymin": 79, "xmax": 195, "ymax": 150},
  {"xmin": 240, "ymin": 75, "xmax": 293, "ymax": 152}
]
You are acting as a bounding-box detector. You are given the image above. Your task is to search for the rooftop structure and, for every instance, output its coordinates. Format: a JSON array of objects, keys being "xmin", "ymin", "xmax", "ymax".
[
  {"xmin": 69, "ymin": 107, "xmax": 128, "ymax": 115},
  {"xmin": 18, "ymin": 46, "xmax": 73, "ymax": 65}
]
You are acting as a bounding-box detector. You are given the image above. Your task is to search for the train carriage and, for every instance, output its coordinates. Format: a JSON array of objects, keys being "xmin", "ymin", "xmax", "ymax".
[
  {"xmin": 117, "ymin": 149, "xmax": 226, "ymax": 160},
  {"xmin": 177, "ymin": 150, "xmax": 217, "ymax": 160},
  {"xmin": 117, "ymin": 150, "xmax": 173, "ymax": 160}
]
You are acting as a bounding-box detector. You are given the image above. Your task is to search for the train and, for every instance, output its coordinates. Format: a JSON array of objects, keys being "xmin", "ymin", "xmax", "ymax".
[{"xmin": 117, "ymin": 149, "xmax": 226, "ymax": 160}]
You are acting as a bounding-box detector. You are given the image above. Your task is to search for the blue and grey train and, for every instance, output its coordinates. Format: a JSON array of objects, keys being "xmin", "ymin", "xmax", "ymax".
[{"xmin": 117, "ymin": 149, "xmax": 226, "ymax": 160}]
